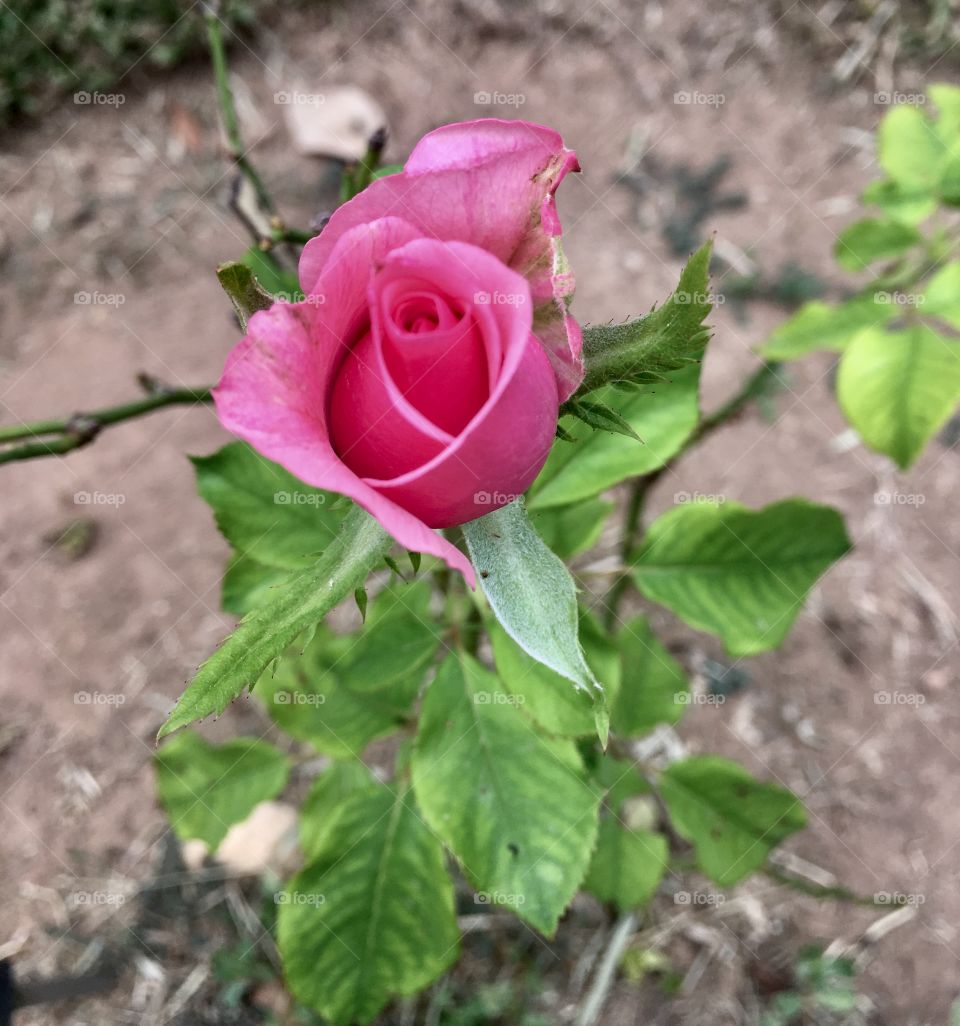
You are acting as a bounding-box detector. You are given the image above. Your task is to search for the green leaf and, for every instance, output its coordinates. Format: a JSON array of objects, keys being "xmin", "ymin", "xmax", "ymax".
[
  {"xmin": 578, "ymin": 240, "xmax": 713, "ymax": 393},
  {"xmin": 761, "ymin": 295, "xmax": 895, "ymax": 360},
  {"xmin": 529, "ymin": 366, "xmax": 700, "ymax": 509},
  {"xmin": 463, "ymin": 500, "xmax": 607, "ymax": 725},
  {"xmin": 299, "ymin": 761, "xmax": 378, "ymax": 861},
  {"xmin": 239, "ymin": 245, "xmax": 301, "ymax": 298},
  {"xmin": 155, "ymin": 734, "xmax": 289, "ymax": 849},
  {"xmin": 159, "ymin": 506, "xmax": 391, "ymax": 738},
  {"xmin": 338, "ymin": 581, "xmax": 442, "ymax": 693},
  {"xmin": 611, "ymin": 617, "xmax": 688, "ymax": 736},
  {"xmin": 220, "ymin": 551, "xmax": 289, "ymax": 615},
  {"xmin": 563, "ymin": 398, "xmax": 641, "ymax": 441},
  {"xmin": 921, "ymin": 261, "xmax": 960, "ymax": 330},
  {"xmin": 585, "ymin": 818, "xmax": 668, "ymax": 911},
  {"xmin": 861, "ymin": 178, "xmax": 937, "ymax": 226},
  {"xmin": 632, "ymin": 499, "xmax": 851, "ymax": 656},
  {"xmin": 592, "ymin": 755, "xmax": 649, "ymax": 811},
  {"xmin": 834, "ymin": 217, "xmax": 921, "ymax": 272},
  {"xmin": 411, "ymin": 654, "xmax": 601, "ymax": 935},
  {"xmin": 216, "ymin": 260, "xmax": 276, "ymax": 331},
  {"xmin": 259, "ymin": 624, "xmax": 420, "ymax": 757},
  {"xmin": 192, "ymin": 442, "xmax": 343, "ymax": 571},
  {"xmin": 878, "ymin": 94, "xmax": 960, "ymax": 203},
  {"xmin": 279, "ymin": 782, "xmax": 458, "ymax": 1025},
  {"xmin": 659, "ymin": 756, "xmax": 806, "ymax": 885},
  {"xmin": 353, "ymin": 585, "xmax": 368, "ymax": 622},
  {"xmin": 530, "ymin": 496, "xmax": 614, "ymax": 559},
  {"xmin": 489, "ymin": 612, "xmax": 620, "ymax": 738},
  {"xmin": 837, "ymin": 324, "xmax": 960, "ymax": 469},
  {"xmin": 879, "ymin": 103, "xmax": 951, "ymax": 193}
]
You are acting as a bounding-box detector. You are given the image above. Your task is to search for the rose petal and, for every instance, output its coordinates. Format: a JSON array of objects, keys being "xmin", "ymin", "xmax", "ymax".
[
  {"xmin": 299, "ymin": 118, "xmax": 582, "ymax": 399},
  {"xmin": 358, "ymin": 238, "xmax": 558, "ymax": 527},
  {"xmin": 376, "ymin": 274, "xmax": 489, "ymax": 435},
  {"xmin": 367, "ymin": 334, "xmax": 558, "ymax": 527},
  {"xmin": 214, "ymin": 217, "xmax": 476, "ymax": 585}
]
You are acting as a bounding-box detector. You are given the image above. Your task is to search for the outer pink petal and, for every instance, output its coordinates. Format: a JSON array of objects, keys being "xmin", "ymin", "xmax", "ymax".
[
  {"xmin": 298, "ymin": 119, "xmax": 582, "ymax": 399},
  {"xmin": 214, "ymin": 221, "xmax": 476, "ymax": 586}
]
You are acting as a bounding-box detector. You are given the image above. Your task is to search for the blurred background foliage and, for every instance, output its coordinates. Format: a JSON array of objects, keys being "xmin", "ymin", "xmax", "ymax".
[{"xmin": 0, "ymin": 0, "xmax": 262, "ymax": 124}]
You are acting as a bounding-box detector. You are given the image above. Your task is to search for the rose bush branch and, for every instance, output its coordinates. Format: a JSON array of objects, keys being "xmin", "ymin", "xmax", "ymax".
[
  {"xmin": 0, "ymin": 381, "xmax": 213, "ymax": 465},
  {"xmin": 204, "ymin": 0, "xmax": 274, "ymax": 215}
]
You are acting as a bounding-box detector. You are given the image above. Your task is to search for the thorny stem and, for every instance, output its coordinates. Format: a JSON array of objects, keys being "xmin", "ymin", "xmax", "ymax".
[
  {"xmin": 204, "ymin": 1, "xmax": 275, "ymax": 215},
  {"xmin": 0, "ymin": 380, "xmax": 213, "ymax": 464}
]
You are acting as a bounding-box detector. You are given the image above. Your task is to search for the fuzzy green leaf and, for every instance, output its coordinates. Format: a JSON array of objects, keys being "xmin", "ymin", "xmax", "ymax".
[
  {"xmin": 463, "ymin": 500, "xmax": 607, "ymax": 736},
  {"xmin": 159, "ymin": 506, "xmax": 391, "ymax": 738},
  {"xmin": 578, "ymin": 241, "xmax": 713, "ymax": 393}
]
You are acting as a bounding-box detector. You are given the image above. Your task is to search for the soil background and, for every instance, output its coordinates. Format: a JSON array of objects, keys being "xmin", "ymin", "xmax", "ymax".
[{"xmin": 1, "ymin": 1, "xmax": 958, "ymax": 1023}]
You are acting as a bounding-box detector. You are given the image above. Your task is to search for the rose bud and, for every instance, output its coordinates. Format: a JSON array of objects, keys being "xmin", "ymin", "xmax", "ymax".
[{"xmin": 214, "ymin": 120, "xmax": 581, "ymax": 583}]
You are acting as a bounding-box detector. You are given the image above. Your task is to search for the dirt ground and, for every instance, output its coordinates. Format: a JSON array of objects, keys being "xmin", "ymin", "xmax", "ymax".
[{"xmin": 1, "ymin": 1, "xmax": 958, "ymax": 1023}]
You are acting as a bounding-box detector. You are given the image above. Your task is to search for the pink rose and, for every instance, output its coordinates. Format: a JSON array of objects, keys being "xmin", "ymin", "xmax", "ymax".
[{"xmin": 214, "ymin": 119, "xmax": 580, "ymax": 584}]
